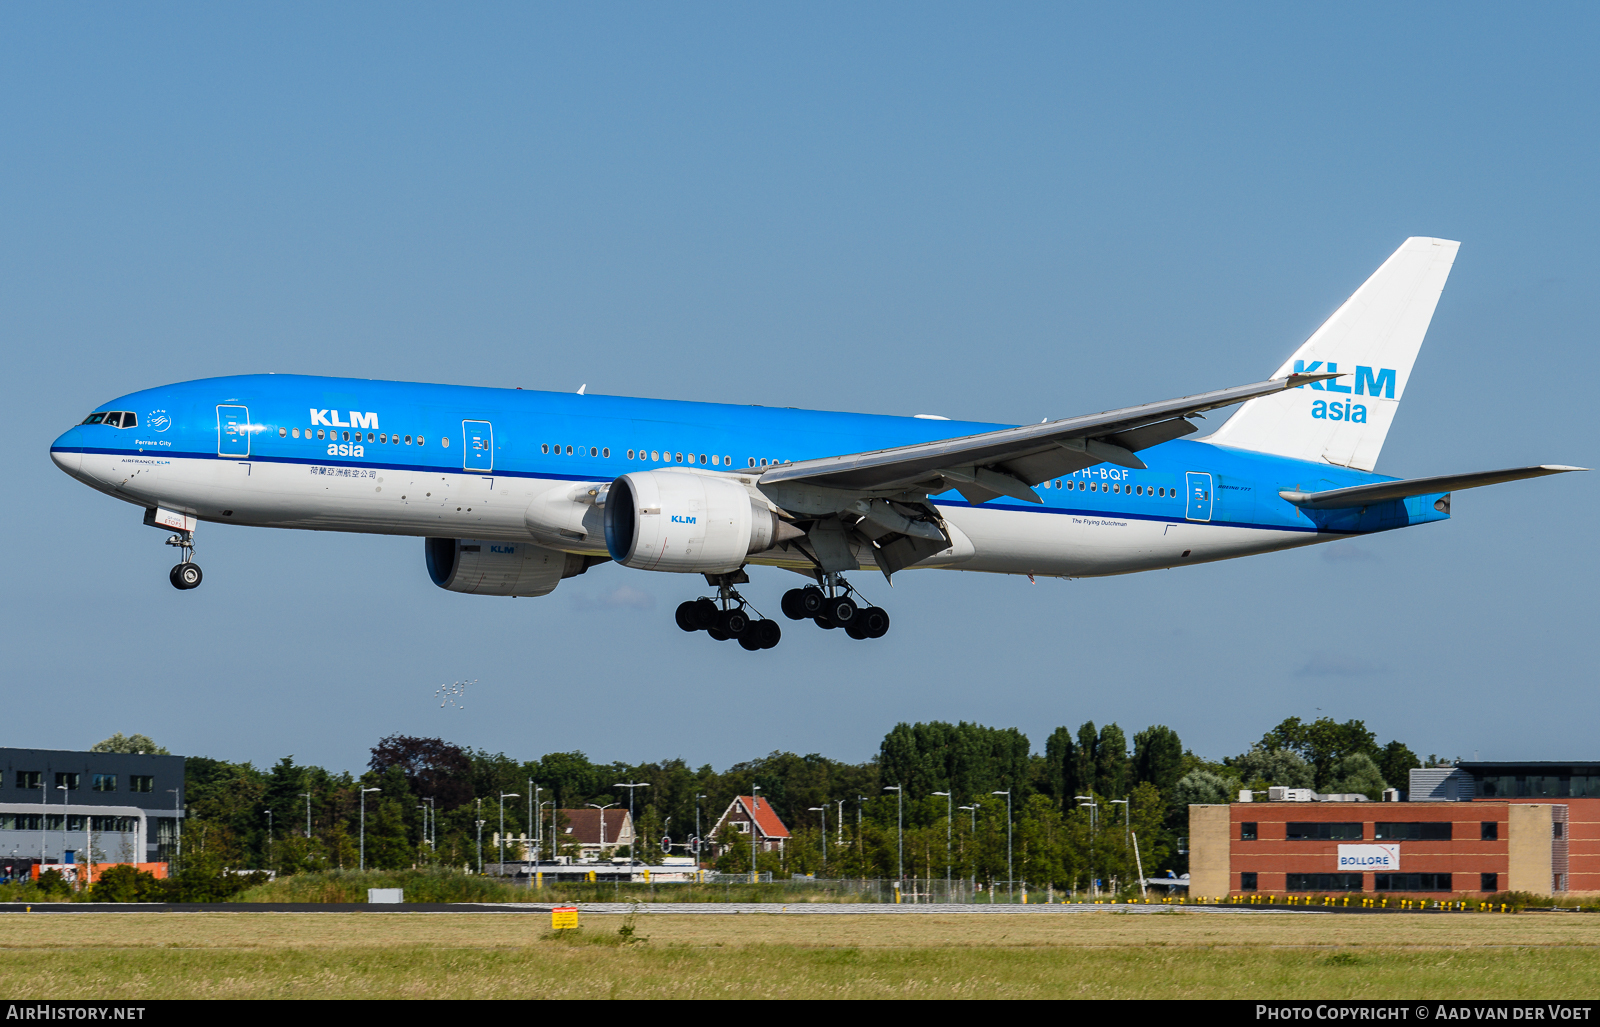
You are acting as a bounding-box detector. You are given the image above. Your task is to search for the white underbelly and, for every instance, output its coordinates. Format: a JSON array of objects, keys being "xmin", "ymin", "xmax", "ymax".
[
  {"xmin": 937, "ymin": 503, "xmax": 1322, "ymax": 576},
  {"xmin": 147, "ymin": 456, "xmax": 564, "ymax": 540}
]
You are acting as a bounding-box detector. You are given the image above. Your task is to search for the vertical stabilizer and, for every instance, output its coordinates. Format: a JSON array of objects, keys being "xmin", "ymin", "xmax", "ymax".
[{"xmin": 1208, "ymin": 237, "xmax": 1459, "ymax": 471}]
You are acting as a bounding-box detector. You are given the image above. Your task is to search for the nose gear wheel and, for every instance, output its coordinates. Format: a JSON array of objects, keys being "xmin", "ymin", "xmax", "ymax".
[{"xmin": 164, "ymin": 530, "xmax": 203, "ymax": 590}]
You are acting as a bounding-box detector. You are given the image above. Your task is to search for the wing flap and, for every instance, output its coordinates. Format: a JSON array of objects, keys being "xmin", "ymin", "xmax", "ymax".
[{"xmin": 759, "ymin": 373, "xmax": 1337, "ymax": 496}]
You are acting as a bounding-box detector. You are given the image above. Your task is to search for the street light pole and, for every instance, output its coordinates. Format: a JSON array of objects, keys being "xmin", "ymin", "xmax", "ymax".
[
  {"xmin": 613, "ymin": 783, "xmax": 650, "ymax": 862},
  {"xmin": 807, "ymin": 806, "xmax": 827, "ymax": 874},
  {"xmin": 959, "ymin": 803, "xmax": 979, "ymax": 900},
  {"xmin": 300, "ymin": 793, "xmax": 312, "ymax": 839},
  {"xmin": 538, "ymin": 801, "xmax": 554, "ymax": 862},
  {"xmin": 695, "ymin": 794, "xmax": 706, "ymax": 868},
  {"xmin": 359, "ymin": 788, "xmax": 381, "ymax": 871},
  {"xmin": 932, "ymin": 792, "xmax": 952, "ymax": 897},
  {"xmin": 587, "ymin": 803, "xmax": 619, "ymax": 857},
  {"xmin": 498, "ymin": 793, "xmax": 519, "ymax": 872},
  {"xmin": 835, "ymin": 799, "xmax": 845, "ymax": 847},
  {"xmin": 1075, "ymin": 795, "xmax": 1099, "ymax": 898},
  {"xmin": 37, "ymin": 781, "xmax": 47, "ymax": 868},
  {"xmin": 1110, "ymin": 797, "xmax": 1130, "ymax": 893},
  {"xmin": 56, "ymin": 784, "xmax": 68, "ymax": 873},
  {"xmin": 264, "ymin": 809, "xmax": 273, "ymax": 868},
  {"xmin": 475, "ymin": 798, "xmax": 486, "ymax": 874},
  {"xmin": 167, "ymin": 787, "xmax": 182, "ymax": 869},
  {"xmin": 992, "ymin": 791, "xmax": 1012, "ymax": 901},
  {"xmin": 529, "ymin": 782, "xmax": 538, "ymax": 862},
  {"xmin": 749, "ymin": 785, "xmax": 762, "ymax": 881},
  {"xmin": 883, "ymin": 786, "xmax": 903, "ymax": 893}
]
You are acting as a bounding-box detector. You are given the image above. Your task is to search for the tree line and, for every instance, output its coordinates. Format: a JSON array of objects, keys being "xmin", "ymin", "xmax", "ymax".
[{"xmin": 158, "ymin": 714, "xmax": 1432, "ymax": 892}]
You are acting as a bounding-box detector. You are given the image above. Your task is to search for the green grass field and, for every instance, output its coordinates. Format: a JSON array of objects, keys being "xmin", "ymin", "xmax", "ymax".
[{"xmin": 0, "ymin": 910, "xmax": 1596, "ymax": 999}]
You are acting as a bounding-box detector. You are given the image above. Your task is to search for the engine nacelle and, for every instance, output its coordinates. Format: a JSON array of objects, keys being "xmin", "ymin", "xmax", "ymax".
[
  {"xmin": 424, "ymin": 537, "xmax": 594, "ymax": 596},
  {"xmin": 603, "ymin": 471, "xmax": 788, "ymax": 573}
]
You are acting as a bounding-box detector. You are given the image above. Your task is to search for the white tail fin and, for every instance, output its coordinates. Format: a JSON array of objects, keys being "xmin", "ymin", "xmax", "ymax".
[{"xmin": 1208, "ymin": 237, "xmax": 1460, "ymax": 470}]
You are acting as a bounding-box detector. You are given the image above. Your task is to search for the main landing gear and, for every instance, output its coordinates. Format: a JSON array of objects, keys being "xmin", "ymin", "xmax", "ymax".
[
  {"xmin": 676, "ymin": 575, "xmax": 782, "ymax": 651},
  {"xmin": 781, "ymin": 575, "xmax": 890, "ymax": 640},
  {"xmin": 166, "ymin": 530, "xmax": 202, "ymax": 590}
]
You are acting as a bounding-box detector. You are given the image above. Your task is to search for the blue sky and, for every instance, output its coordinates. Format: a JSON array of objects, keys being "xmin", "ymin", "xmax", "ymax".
[{"xmin": 5, "ymin": 3, "xmax": 1596, "ymax": 774}]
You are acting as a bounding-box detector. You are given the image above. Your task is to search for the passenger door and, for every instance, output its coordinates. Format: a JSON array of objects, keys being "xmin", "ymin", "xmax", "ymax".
[
  {"xmin": 463, "ymin": 420, "xmax": 494, "ymax": 472},
  {"xmin": 1185, "ymin": 471, "xmax": 1213, "ymax": 522},
  {"xmin": 217, "ymin": 405, "xmax": 250, "ymax": 458}
]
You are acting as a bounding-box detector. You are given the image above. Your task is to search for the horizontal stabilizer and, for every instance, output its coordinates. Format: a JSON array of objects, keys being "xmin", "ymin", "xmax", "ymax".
[{"xmin": 1279, "ymin": 465, "xmax": 1586, "ymax": 510}]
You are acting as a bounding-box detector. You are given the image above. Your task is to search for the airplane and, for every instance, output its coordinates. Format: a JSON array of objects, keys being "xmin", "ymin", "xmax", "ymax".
[{"xmin": 49, "ymin": 237, "xmax": 1582, "ymax": 650}]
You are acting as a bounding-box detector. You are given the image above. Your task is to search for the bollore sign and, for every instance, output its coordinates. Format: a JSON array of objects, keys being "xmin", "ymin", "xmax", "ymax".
[{"xmin": 1337, "ymin": 844, "xmax": 1399, "ymax": 871}]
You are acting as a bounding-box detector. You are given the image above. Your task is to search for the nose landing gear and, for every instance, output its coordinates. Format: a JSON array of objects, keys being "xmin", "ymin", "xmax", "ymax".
[
  {"xmin": 782, "ymin": 575, "xmax": 889, "ymax": 639},
  {"xmin": 675, "ymin": 573, "xmax": 781, "ymax": 650},
  {"xmin": 166, "ymin": 530, "xmax": 202, "ymax": 590}
]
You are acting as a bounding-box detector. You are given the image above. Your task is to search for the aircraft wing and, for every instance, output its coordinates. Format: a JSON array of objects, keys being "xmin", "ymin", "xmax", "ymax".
[
  {"xmin": 1279, "ymin": 465, "xmax": 1586, "ymax": 510},
  {"xmin": 757, "ymin": 373, "xmax": 1338, "ymax": 506}
]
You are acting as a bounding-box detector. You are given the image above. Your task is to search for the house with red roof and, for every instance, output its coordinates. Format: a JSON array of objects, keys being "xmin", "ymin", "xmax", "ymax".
[{"xmin": 710, "ymin": 795, "xmax": 790, "ymax": 858}]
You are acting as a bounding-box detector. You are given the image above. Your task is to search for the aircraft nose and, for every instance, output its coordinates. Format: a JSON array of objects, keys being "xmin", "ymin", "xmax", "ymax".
[{"xmin": 50, "ymin": 427, "xmax": 84, "ymax": 475}]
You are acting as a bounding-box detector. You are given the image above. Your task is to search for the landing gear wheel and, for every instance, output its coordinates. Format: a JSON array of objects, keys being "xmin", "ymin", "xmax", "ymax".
[
  {"xmin": 739, "ymin": 632, "xmax": 764, "ymax": 651},
  {"xmin": 690, "ymin": 598, "xmax": 719, "ymax": 630},
  {"xmin": 845, "ymin": 620, "xmax": 870, "ymax": 640},
  {"xmin": 675, "ymin": 601, "xmax": 701, "ymax": 632},
  {"xmin": 169, "ymin": 563, "xmax": 202, "ymax": 590},
  {"xmin": 814, "ymin": 614, "xmax": 836, "ymax": 630},
  {"xmin": 858, "ymin": 606, "xmax": 890, "ymax": 639},
  {"xmin": 717, "ymin": 607, "xmax": 750, "ymax": 637},
  {"xmin": 800, "ymin": 586, "xmax": 825, "ymax": 617},
  {"xmin": 707, "ymin": 627, "xmax": 730, "ymax": 641},
  {"xmin": 780, "ymin": 589, "xmax": 807, "ymax": 620},
  {"xmin": 825, "ymin": 596, "xmax": 857, "ymax": 627},
  {"xmin": 755, "ymin": 619, "xmax": 782, "ymax": 649}
]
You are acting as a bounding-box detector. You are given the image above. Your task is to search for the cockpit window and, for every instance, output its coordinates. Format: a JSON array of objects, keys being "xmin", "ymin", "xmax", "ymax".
[
  {"xmin": 82, "ymin": 413, "xmax": 107, "ymax": 425},
  {"xmin": 119, "ymin": 412, "xmax": 136, "ymax": 428}
]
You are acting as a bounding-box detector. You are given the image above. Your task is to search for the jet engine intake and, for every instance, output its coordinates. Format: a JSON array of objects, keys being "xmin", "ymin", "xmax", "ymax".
[
  {"xmin": 603, "ymin": 470, "xmax": 796, "ymax": 573},
  {"xmin": 424, "ymin": 537, "xmax": 597, "ymax": 596}
]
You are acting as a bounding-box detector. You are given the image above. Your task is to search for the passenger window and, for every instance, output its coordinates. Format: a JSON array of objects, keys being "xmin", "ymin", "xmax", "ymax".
[
  {"xmin": 405, "ymin": 435, "xmax": 412, "ymax": 444},
  {"xmin": 674, "ymin": 452, "xmax": 682, "ymax": 463},
  {"xmin": 699, "ymin": 454, "xmax": 706, "ymax": 464},
  {"xmin": 542, "ymin": 444, "xmax": 549, "ymax": 454},
  {"xmin": 566, "ymin": 446, "xmax": 573, "ymax": 455},
  {"xmin": 278, "ymin": 427, "xmax": 286, "ymax": 437},
  {"xmin": 379, "ymin": 434, "xmax": 386, "ymax": 443},
  {"xmin": 602, "ymin": 448, "xmax": 610, "ymax": 458},
  {"xmin": 724, "ymin": 455, "xmax": 731, "ymax": 466},
  {"xmin": 590, "ymin": 447, "xmax": 598, "ymax": 457},
  {"xmin": 342, "ymin": 431, "xmax": 350, "ymax": 441},
  {"xmin": 418, "ymin": 437, "xmax": 425, "ymax": 446},
  {"xmin": 317, "ymin": 429, "xmax": 325, "ymax": 440},
  {"xmin": 760, "ymin": 458, "xmax": 768, "ymax": 466},
  {"xmin": 749, "ymin": 458, "xmax": 756, "ymax": 467},
  {"xmin": 651, "ymin": 451, "xmax": 660, "ymax": 461}
]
